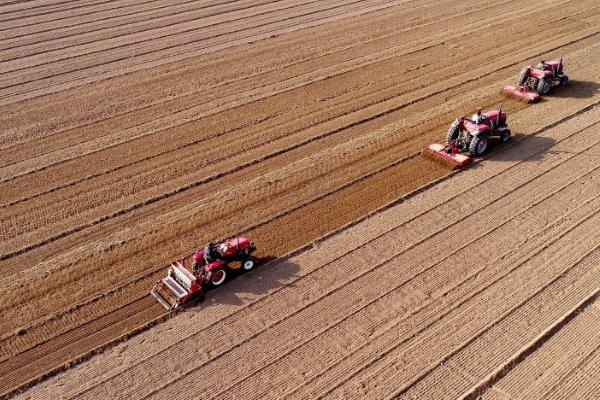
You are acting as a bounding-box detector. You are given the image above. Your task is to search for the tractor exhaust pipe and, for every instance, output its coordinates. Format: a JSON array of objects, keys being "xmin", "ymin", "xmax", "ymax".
[{"xmin": 497, "ymin": 105, "xmax": 502, "ymax": 126}]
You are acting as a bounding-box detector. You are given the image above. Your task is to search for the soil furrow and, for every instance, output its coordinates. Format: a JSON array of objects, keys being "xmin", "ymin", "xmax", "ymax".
[
  {"xmin": 480, "ymin": 302, "xmax": 600, "ymax": 400},
  {"xmin": 4, "ymin": 1, "xmax": 600, "ymax": 397},
  {"xmin": 5, "ymin": 98, "xmax": 600, "ymax": 398},
  {"xmin": 0, "ymin": 0, "xmax": 270, "ymax": 49},
  {"xmin": 0, "ymin": 0, "xmax": 506, "ymax": 150}
]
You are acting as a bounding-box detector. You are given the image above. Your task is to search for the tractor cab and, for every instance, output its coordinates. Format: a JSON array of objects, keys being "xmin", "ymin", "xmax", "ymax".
[{"xmin": 537, "ymin": 59, "xmax": 563, "ymax": 76}]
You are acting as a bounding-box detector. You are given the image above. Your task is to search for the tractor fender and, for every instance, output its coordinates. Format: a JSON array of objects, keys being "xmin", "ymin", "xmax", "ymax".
[{"xmin": 205, "ymin": 260, "xmax": 227, "ymax": 273}]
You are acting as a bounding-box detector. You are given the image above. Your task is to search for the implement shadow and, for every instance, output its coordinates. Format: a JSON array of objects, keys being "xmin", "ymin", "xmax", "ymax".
[
  {"xmin": 486, "ymin": 133, "xmax": 557, "ymax": 163},
  {"xmin": 550, "ymin": 80, "xmax": 600, "ymax": 99},
  {"xmin": 191, "ymin": 256, "xmax": 301, "ymax": 308}
]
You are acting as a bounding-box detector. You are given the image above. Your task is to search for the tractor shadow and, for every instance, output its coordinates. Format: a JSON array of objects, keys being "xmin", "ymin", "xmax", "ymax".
[
  {"xmin": 483, "ymin": 133, "xmax": 557, "ymax": 163},
  {"xmin": 189, "ymin": 256, "xmax": 301, "ymax": 308},
  {"xmin": 549, "ymin": 80, "xmax": 600, "ymax": 99}
]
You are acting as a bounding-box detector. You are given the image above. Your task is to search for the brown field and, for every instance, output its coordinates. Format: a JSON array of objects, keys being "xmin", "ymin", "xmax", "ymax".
[{"xmin": 1, "ymin": 0, "xmax": 600, "ymax": 398}]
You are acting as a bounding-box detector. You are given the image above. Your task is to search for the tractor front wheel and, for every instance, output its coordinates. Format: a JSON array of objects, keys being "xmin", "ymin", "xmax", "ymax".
[
  {"xmin": 499, "ymin": 129, "xmax": 511, "ymax": 143},
  {"xmin": 469, "ymin": 134, "xmax": 490, "ymax": 156},
  {"xmin": 241, "ymin": 258, "xmax": 257, "ymax": 272},
  {"xmin": 210, "ymin": 269, "xmax": 227, "ymax": 287},
  {"xmin": 560, "ymin": 75, "xmax": 569, "ymax": 86}
]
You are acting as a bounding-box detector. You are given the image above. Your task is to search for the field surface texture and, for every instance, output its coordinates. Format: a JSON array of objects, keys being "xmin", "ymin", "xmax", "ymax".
[{"xmin": 1, "ymin": 0, "xmax": 600, "ymax": 398}]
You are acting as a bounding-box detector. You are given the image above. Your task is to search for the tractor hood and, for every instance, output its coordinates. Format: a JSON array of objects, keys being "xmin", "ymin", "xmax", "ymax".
[
  {"xmin": 530, "ymin": 68, "xmax": 552, "ymax": 79},
  {"xmin": 464, "ymin": 121, "xmax": 489, "ymax": 134}
]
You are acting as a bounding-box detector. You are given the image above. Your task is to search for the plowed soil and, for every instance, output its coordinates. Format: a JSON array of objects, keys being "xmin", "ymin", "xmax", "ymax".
[{"xmin": 2, "ymin": 0, "xmax": 600, "ymax": 398}]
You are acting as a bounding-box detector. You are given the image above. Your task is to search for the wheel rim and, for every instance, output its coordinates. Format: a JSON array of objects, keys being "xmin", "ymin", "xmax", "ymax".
[
  {"xmin": 501, "ymin": 132, "xmax": 509, "ymax": 143},
  {"xmin": 243, "ymin": 260, "xmax": 255, "ymax": 270},
  {"xmin": 477, "ymin": 138, "xmax": 488, "ymax": 154},
  {"xmin": 211, "ymin": 270, "xmax": 226, "ymax": 285}
]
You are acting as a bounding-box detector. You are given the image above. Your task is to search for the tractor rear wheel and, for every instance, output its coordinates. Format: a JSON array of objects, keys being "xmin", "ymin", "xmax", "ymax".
[
  {"xmin": 445, "ymin": 125, "xmax": 459, "ymax": 145},
  {"xmin": 241, "ymin": 258, "xmax": 256, "ymax": 271},
  {"xmin": 210, "ymin": 269, "xmax": 227, "ymax": 287},
  {"xmin": 537, "ymin": 78, "xmax": 552, "ymax": 94},
  {"xmin": 469, "ymin": 134, "xmax": 490, "ymax": 156}
]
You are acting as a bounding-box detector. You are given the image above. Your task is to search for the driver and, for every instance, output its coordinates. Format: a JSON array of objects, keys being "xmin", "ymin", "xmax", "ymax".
[
  {"xmin": 203, "ymin": 242, "xmax": 219, "ymax": 264},
  {"xmin": 472, "ymin": 108, "xmax": 484, "ymax": 124}
]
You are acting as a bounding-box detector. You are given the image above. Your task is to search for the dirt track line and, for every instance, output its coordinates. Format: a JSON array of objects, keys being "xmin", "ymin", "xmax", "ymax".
[
  {"xmin": 0, "ymin": 0, "xmax": 390, "ymax": 83},
  {"xmin": 3, "ymin": 103, "xmax": 597, "ymax": 347},
  {"xmin": 0, "ymin": 20, "xmax": 580, "ymax": 205},
  {"xmin": 0, "ymin": 0, "xmax": 113, "ymax": 22},
  {"xmin": 479, "ymin": 300, "xmax": 600, "ymax": 400},
  {"xmin": 278, "ymin": 190, "xmax": 600, "ymax": 400},
  {"xmin": 323, "ymin": 211, "xmax": 600, "ymax": 400},
  {"xmin": 5, "ymin": 97, "xmax": 600, "ymax": 396},
  {"xmin": 141, "ymin": 136, "xmax": 600, "ymax": 399},
  {"xmin": 206, "ymin": 172, "xmax": 600, "ymax": 400},
  {"xmin": 0, "ymin": 0, "xmax": 564, "ymax": 145},
  {"xmin": 0, "ymin": 299, "xmax": 169, "ymax": 400},
  {"xmin": 0, "ymin": 0, "xmax": 332, "ymax": 71},
  {"xmin": 71, "ymin": 119, "xmax": 600, "ymax": 398},
  {"xmin": 0, "ymin": 0, "xmax": 185, "ymax": 27},
  {"xmin": 1, "ymin": 27, "xmax": 592, "ymax": 259},
  {"xmin": 0, "ymin": 0, "xmax": 255, "ymax": 45},
  {"xmin": 0, "ymin": 0, "xmax": 543, "ymax": 105},
  {"xmin": 462, "ymin": 290, "xmax": 600, "ymax": 400},
  {"xmin": 0, "ymin": 0, "xmax": 506, "ymax": 151},
  {"xmin": 0, "ymin": 0, "xmax": 341, "ymax": 61},
  {"xmin": 0, "ymin": 0, "xmax": 462, "ymax": 151},
  {"xmin": 1, "ymin": 7, "xmax": 589, "ymax": 183},
  {"xmin": 274, "ymin": 110, "xmax": 600, "ymax": 400},
  {"xmin": 0, "ymin": 1, "xmax": 407, "ymax": 106},
  {"xmin": 537, "ymin": 342, "xmax": 600, "ymax": 399},
  {"xmin": 393, "ymin": 243, "xmax": 600, "ymax": 400}
]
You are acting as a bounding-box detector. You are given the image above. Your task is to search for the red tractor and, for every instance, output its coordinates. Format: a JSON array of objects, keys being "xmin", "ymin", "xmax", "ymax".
[
  {"xmin": 151, "ymin": 237, "xmax": 257, "ymax": 310},
  {"xmin": 422, "ymin": 107, "xmax": 510, "ymax": 169},
  {"xmin": 502, "ymin": 59, "xmax": 568, "ymax": 102}
]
